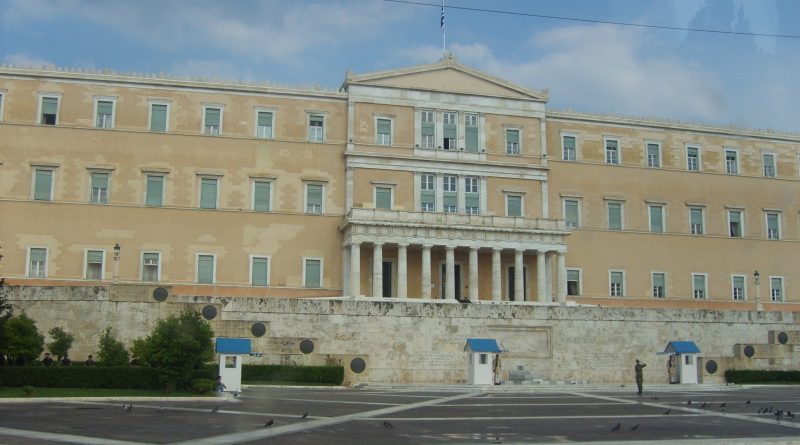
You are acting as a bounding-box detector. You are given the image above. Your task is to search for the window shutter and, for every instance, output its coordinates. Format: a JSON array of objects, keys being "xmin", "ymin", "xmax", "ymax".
[
  {"xmin": 653, "ymin": 273, "xmax": 665, "ymax": 288},
  {"xmin": 693, "ymin": 275, "xmax": 705, "ymax": 292},
  {"xmin": 771, "ymin": 278, "xmax": 781, "ymax": 291},
  {"xmin": 307, "ymin": 184, "xmax": 322, "ymax": 207},
  {"xmin": 733, "ymin": 276, "xmax": 744, "ymax": 290},
  {"xmin": 146, "ymin": 176, "xmax": 163, "ymax": 207},
  {"xmin": 647, "ymin": 143, "xmax": 659, "ymax": 157},
  {"xmin": 729, "ymin": 211, "xmax": 741, "ymax": 224},
  {"xmin": 650, "ymin": 206, "xmax": 663, "ymax": 232},
  {"xmin": 421, "ymin": 112, "xmax": 435, "ymax": 135},
  {"xmin": 375, "ymin": 187, "xmax": 391, "ymax": 209},
  {"xmin": 151, "ymin": 104, "xmax": 167, "ymax": 132},
  {"xmin": 606, "ymin": 140, "xmax": 618, "ymax": 150},
  {"xmin": 767, "ymin": 214, "xmax": 778, "ymax": 231},
  {"xmin": 97, "ymin": 101, "xmax": 113, "ymax": 116},
  {"xmin": 567, "ymin": 270, "xmax": 579, "ymax": 281},
  {"xmin": 565, "ymin": 200, "xmax": 578, "ymax": 225},
  {"xmin": 258, "ymin": 112, "xmax": 273, "ymax": 127},
  {"xmin": 691, "ymin": 209, "xmax": 702, "ymax": 225},
  {"xmin": 443, "ymin": 122, "xmax": 456, "ymax": 139},
  {"xmin": 200, "ymin": 178, "xmax": 217, "ymax": 209},
  {"xmin": 608, "ymin": 203, "xmax": 622, "ymax": 230},
  {"xmin": 305, "ymin": 260, "xmax": 321, "ymax": 288},
  {"xmin": 92, "ymin": 172, "xmax": 109, "ymax": 189},
  {"xmin": 564, "ymin": 136, "xmax": 576, "ymax": 150},
  {"xmin": 205, "ymin": 108, "xmax": 220, "ymax": 126},
  {"xmin": 34, "ymin": 170, "xmax": 53, "ymax": 200},
  {"xmin": 143, "ymin": 252, "xmax": 159, "ymax": 263},
  {"xmin": 30, "ymin": 248, "xmax": 46, "ymax": 263},
  {"xmin": 507, "ymin": 196, "xmax": 521, "ymax": 216},
  {"xmin": 87, "ymin": 250, "xmax": 103, "ymax": 263},
  {"xmin": 198, "ymin": 255, "xmax": 214, "ymax": 284},
  {"xmin": 465, "ymin": 193, "xmax": 479, "ymax": 210},
  {"xmin": 309, "ymin": 115, "xmax": 323, "ymax": 126},
  {"xmin": 377, "ymin": 119, "xmax": 391, "ymax": 134},
  {"xmin": 252, "ymin": 257, "xmax": 268, "ymax": 286},
  {"xmin": 253, "ymin": 181, "xmax": 270, "ymax": 211},
  {"xmin": 506, "ymin": 129, "xmax": 519, "ymax": 144},
  {"xmin": 42, "ymin": 97, "xmax": 58, "ymax": 115}
]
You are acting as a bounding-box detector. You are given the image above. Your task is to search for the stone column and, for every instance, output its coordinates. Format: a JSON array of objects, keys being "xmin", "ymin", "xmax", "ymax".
[
  {"xmin": 373, "ymin": 242, "xmax": 383, "ymax": 298},
  {"xmin": 421, "ymin": 245, "xmax": 432, "ymax": 299},
  {"xmin": 350, "ymin": 242, "xmax": 361, "ymax": 297},
  {"xmin": 342, "ymin": 246, "xmax": 350, "ymax": 297},
  {"xmin": 445, "ymin": 246, "xmax": 456, "ymax": 300},
  {"xmin": 537, "ymin": 250, "xmax": 546, "ymax": 303},
  {"xmin": 514, "ymin": 249, "xmax": 524, "ymax": 302},
  {"xmin": 397, "ymin": 244, "xmax": 408, "ymax": 299},
  {"xmin": 469, "ymin": 247, "xmax": 479, "ymax": 301},
  {"xmin": 492, "ymin": 248, "xmax": 502, "ymax": 302},
  {"xmin": 557, "ymin": 251, "xmax": 567, "ymax": 306},
  {"xmin": 545, "ymin": 252, "xmax": 554, "ymax": 303}
]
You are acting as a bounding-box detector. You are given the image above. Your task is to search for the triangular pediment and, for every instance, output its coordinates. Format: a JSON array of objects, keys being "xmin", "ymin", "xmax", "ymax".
[{"xmin": 345, "ymin": 57, "xmax": 548, "ymax": 102}]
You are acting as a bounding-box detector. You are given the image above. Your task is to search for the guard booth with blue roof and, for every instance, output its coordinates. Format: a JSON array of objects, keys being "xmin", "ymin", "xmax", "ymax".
[
  {"xmin": 464, "ymin": 338, "xmax": 506, "ymax": 385},
  {"xmin": 216, "ymin": 338, "xmax": 251, "ymax": 393},
  {"xmin": 660, "ymin": 341, "xmax": 700, "ymax": 384}
]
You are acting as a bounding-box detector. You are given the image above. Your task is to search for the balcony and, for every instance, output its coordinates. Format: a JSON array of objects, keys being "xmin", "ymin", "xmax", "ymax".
[{"xmin": 344, "ymin": 208, "xmax": 568, "ymax": 233}]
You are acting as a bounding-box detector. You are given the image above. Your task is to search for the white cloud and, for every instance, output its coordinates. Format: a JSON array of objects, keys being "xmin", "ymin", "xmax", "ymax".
[{"xmin": 2, "ymin": 53, "xmax": 53, "ymax": 68}]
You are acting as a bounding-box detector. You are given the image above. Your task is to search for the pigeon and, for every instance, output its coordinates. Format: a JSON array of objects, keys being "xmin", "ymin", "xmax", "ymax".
[
  {"xmin": 301, "ymin": 412, "xmax": 308, "ymax": 419},
  {"xmin": 125, "ymin": 404, "xmax": 133, "ymax": 413},
  {"xmin": 121, "ymin": 404, "xmax": 127, "ymax": 410},
  {"xmin": 687, "ymin": 400, "xmax": 692, "ymax": 405},
  {"xmin": 786, "ymin": 411, "xmax": 794, "ymax": 419},
  {"xmin": 745, "ymin": 400, "xmax": 751, "ymax": 405},
  {"xmin": 264, "ymin": 419, "xmax": 274, "ymax": 428},
  {"xmin": 720, "ymin": 402, "xmax": 726, "ymax": 408},
  {"xmin": 631, "ymin": 424, "xmax": 640, "ymax": 430},
  {"xmin": 663, "ymin": 409, "xmax": 671, "ymax": 415},
  {"xmin": 158, "ymin": 406, "xmax": 165, "ymax": 413},
  {"xmin": 382, "ymin": 420, "xmax": 394, "ymax": 429},
  {"xmin": 700, "ymin": 402, "xmax": 708, "ymax": 408},
  {"xmin": 611, "ymin": 422, "xmax": 621, "ymax": 432},
  {"xmin": 210, "ymin": 406, "xmax": 219, "ymax": 414},
  {"xmin": 233, "ymin": 393, "xmax": 239, "ymax": 398}
]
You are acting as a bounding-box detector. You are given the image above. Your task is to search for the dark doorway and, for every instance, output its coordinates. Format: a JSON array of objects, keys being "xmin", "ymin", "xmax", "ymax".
[
  {"xmin": 440, "ymin": 264, "xmax": 462, "ymax": 300},
  {"xmin": 382, "ymin": 261, "xmax": 393, "ymax": 298},
  {"xmin": 507, "ymin": 266, "xmax": 528, "ymax": 301}
]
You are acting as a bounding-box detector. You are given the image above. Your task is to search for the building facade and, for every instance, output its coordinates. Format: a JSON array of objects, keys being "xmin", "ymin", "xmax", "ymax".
[{"xmin": 1, "ymin": 57, "xmax": 798, "ymax": 311}]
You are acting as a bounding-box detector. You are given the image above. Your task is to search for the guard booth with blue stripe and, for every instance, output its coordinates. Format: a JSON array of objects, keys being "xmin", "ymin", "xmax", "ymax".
[
  {"xmin": 216, "ymin": 338, "xmax": 251, "ymax": 393},
  {"xmin": 660, "ymin": 341, "xmax": 700, "ymax": 384},
  {"xmin": 464, "ymin": 338, "xmax": 506, "ymax": 385}
]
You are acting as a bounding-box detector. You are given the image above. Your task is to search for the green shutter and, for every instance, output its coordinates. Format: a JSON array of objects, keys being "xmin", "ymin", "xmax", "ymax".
[
  {"xmin": 145, "ymin": 175, "xmax": 163, "ymax": 207},
  {"xmin": 97, "ymin": 101, "xmax": 113, "ymax": 116},
  {"xmin": 733, "ymin": 276, "xmax": 744, "ymax": 290},
  {"xmin": 34, "ymin": 169, "xmax": 53, "ymax": 201},
  {"xmin": 565, "ymin": 200, "xmax": 579, "ymax": 226},
  {"xmin": 693, "ymin": 275, "xmax": 705, "ymax": 294},
  {"xmin": 465, "ymin": 127, "xmax": 478, "ymax": 151},
  {"xmin": 421, "ymin": 113, "xmax": 434, "ymax": 136},
  {"xmin": 771, "ymin": 278, "xmax": 781, "ymax": 292},
  {"xmin": 647, "ymin": 143, "xmax": 659, "ymax": 157},
  {"xmin": 611, "ymin": 272, "xmax": 623, "ymax": 287},
  {"xmin": 200, "ymin": 178, "xmax": 217, "ymax": 209},
  {"xmin": 729, "ymin": 211, "xmax": 741, "ymax": 223},
  {"xmin": 143, "ymin": 252, "xmax": 159, "ymax": 263},
  {"xmin": 608, "ymin": 203, "xmax": 622, "ymax": 230},
  {"xmin": 465, "ymin": 193, "xmax": 479, "ymax": 210},
  {"xmin": 42, "ymin": 97, "xmax": 58, "ymax": 115},
  {"xmin": 563, "ymin": 136, "xmax": 576, "ymax": 150},
  {"xmin": 309, "ymin": 115, "xmax": 323, "ymax": 126},
  {"xmin": 205, "ymin": 108, "xmax": 220, "ymax": 126},
  {"xmin": 443, "ymin": 122, "xmax": 456, "ymax": 139},
  {"xmin": 421, "ymin": 189, "xmax": 435, "ymax": 208},
  {"xmin": 377, "ymin": 119, "xmax": 391, "ymax": 135},
  {"xmin": 92, "ymin": 172, "xmax": 108, "ymax": 189},
  {"xmin": 650, "ymin": 206, "xmax": 663, "ymax": 232},
  {"xmin": 151, "ymin": 104, "xmax": 167, "ymax": 132},
  {"xmin": 252, "ymin": 257, "xmax": 268, "ymax": 286},
  {"xmin": 375, "ymin": 187, "xmax": 391, "ymax": 209},
  {"xmin": 87, "ymin": 250, "xmax": 103, "ymax": 263},
  {"xmin": 506, "ymin": 129, "xmax": 519, "ymax": 144},
  {"xmin": 567, "ymin": 270, "xmax": 579, "ymax": 282},
  {"xmin": 258, "ymin": 112, "xmax": 273, "ymax": 127},
  {"xmin": 507, "ymin": 196, "xmax": 521, "ymax": 217},
  {"xmin": 253, "ymin": 181, "xmax": 270, "ymax": 212},
  {"xmin": 305, "ymin": 259, "xmax": 321, "ymax": 288},
  {"xmin": 307, "ymin": 184, "xmax": 322, "ymax": 207},
  {"xmin": 30, "ymin": 248, "xmax": 46, "ymax": 263},
  {"xmin": 691, "ymin": 208, "xmax": 702, "ymax": 225},
  {"xmin": 653, "ymin": 273, "xmax": 665, "ymax": 288},
  {"xmin": 197, "ymin": 255, "xmax": 214, "ymax": 284}
]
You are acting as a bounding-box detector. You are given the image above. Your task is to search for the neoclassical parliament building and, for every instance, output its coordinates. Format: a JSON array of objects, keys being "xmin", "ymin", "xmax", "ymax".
[{"xmin": 1, "ymin": 57, "xmax": 799, "ymax": 312}]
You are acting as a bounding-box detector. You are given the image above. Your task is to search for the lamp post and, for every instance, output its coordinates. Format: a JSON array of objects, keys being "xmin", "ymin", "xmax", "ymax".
[
  {"xmin": 113, "ymin": 243, "xmax": 121, "ymax": 284},
  {"xmin": 754, "ymin": 270, "xmax": 763, "ymax": 312}
]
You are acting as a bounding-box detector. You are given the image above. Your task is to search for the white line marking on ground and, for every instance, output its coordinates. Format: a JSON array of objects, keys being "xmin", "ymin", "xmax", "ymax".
[
  {"xmin": 438, "ymin": 402, "xmax": 626, "ymax": 407},
  {"xmin": 268, "ymin": 397, "xmax": 399, "ymax": 406},
  {"xmin": 0, "ymin": 426, "xmax": 153, "ymax": 445},
  {"xmin": 362, "ymin": 414, "xmax": 706, "ymax": 421}
]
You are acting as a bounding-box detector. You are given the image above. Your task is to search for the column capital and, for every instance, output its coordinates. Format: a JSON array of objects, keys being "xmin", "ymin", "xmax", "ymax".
[
  {"xmin": 516, "ymin": 248, "xmax": 525, "ymax": 254},
  {"xmin": 445, "ymin": 245, "xmax": 456, "ymax": 252},
  {"xmin": 557, "ymin": 251, "xmax": 566, "ymax": 257},
  {"xmin": 373, "ymin": 241, "xmax": 384, "ymax": 247},
  {"xmin": 469, "ymin": 246, "xmax": 479, "ymax": 252},
  {"xmin": 350, "ymin": 241, "xmax": 362, "ymax": 247},
  {"xmin": 396, "ymin": 242, "xmax": 409, "ymax": 248},
  {"xmin": 422, "ymin": 244, "xmax": 433, "ymax": 250},
  {"xmin": 492, "ymin": 247, "xmax": 503, "ymax": 253}
]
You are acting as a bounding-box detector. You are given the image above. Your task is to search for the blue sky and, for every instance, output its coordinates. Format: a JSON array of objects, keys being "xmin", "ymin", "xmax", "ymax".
[{"xmin": 1, "ymin": 0, "xmax": 798, "ymax": 132}]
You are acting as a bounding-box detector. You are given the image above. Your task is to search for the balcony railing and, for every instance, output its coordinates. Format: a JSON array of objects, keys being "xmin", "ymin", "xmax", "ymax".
[{"xmin": 346, "ymin": 208, "xmax": 568, "ymax": 232}]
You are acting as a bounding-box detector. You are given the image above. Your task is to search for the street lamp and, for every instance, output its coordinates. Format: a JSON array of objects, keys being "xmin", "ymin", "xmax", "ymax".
[
  {"xmin": 113, "ymin": 243, "xmax": 121, "ymax": 284},
  {"xmin": 754, "ymin": 270, "xmax": 763, "ymax": 312}
]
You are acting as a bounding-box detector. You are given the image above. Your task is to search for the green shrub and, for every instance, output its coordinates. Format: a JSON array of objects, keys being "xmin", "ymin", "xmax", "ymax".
[
  {"xmin": 725, "ymin": 369, "xmax": 800, "ymax": 384},
  {"xmin": 97, "ymin": 328, "xmax": 130, "ymax": 366},
  {"xmin": 240, "ymin": 364, "xmax": 344, "ymax": 385},
  {"xmin": 48, "ymin": 327, "xmax": 74, "ymax": 362},
  {"xmin": 3, "ymin": 313, "xmax": 44, "ymax": 365},
  {"xmin": 0, "ymin": 366, "xmax": 165, "ymax": 389},
  {"xmin": 21, "ymin": 385, "xmax": 36, "ymax": 397},
  {"xmin": 191, "ymin": 378, "xmax": 214, "ymax": 394}
]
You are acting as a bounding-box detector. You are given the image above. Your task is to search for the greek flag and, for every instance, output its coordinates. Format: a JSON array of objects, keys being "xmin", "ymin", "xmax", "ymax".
[{"xmin": 440, "ymin": 3, "xmax": 445, "ymax": 30}]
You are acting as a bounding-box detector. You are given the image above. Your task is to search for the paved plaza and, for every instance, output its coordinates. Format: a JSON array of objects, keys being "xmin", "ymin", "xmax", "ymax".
[{"xmin": 0, "ymin": 385, "xmax": 799, "ymax": 444}]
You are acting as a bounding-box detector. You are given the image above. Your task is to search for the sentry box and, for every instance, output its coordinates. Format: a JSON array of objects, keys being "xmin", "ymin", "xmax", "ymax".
[{"xmin": 215, "ymin": 337, "xmax": 252, "ymax": 393}]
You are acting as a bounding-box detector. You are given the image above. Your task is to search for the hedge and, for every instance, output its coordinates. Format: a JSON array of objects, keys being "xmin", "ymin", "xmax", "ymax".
[
  {"xmin": 725, "ymin": 370, "xmax": 800, "ymax": 384},
  {"xmin": 0, "ymin": 366, "xmax": 214, "ymax": 390},
  {"xmin": 199, "ymin": 364, "xmax": 343, "ymax": 385}
]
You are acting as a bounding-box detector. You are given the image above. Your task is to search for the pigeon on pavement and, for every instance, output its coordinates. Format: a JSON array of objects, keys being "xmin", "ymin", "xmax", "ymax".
[
  {"xmin": 210, "ymin": 406, "xmax": 219, "ymax": 414},
  {"xmin": 301, "ymin": 412, "xmax": 309, "ymax": 419},
  {"xmin": 631, "ymin": 424, "xmax": 640, "ymax": 430},
  {"xmin": 264, "ymin": 419, "xmax": 274, "ymax": 428},
  {"xmin": 382, "ymin": 421, "xmax": 394, "ymax": 429},
  {"xmin": 611, "ymin": 422, "xmax": 621, "ymax": 432}
]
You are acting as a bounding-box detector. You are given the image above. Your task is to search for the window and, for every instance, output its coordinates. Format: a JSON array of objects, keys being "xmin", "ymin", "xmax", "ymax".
[
  {"xmin": 567, "ymin": 269, "xmax": 581, "ymax": 296},
  {"xmin": 442, "ymin": 175, "xmax": 457, "ymax": 212},
  {"xmin": 203, "ymin": 107, "xmax": 222, "ymax": 136},
  {"xmin": 251, "ymin": 256, "xmax": 269, "ymax": 286},
  {"xmin": 728, "ymin": 209, "xmax": 743, "ymax": 237},
  {"xmin": 90, "ymin": 171, "xmax": 109, "ymax": 204},
  {"xmin": 562, "ymin": 135, "xmax": 577, "ymax": 161},
  {"xmin": 649, "ymin": 204, "xmax": 664, "ymax": 233},
  {"xmin": 304, "ymin": 258, "xmax": 322, "ymax": 288},
  {"xmin": 421, "ymin": 109, "xmax": 435, "ymax": 148},
  {"xmin": 443, "ymin": 112, "xmax": 457, "ymax": 150},
  {"xmin": 692, "ymin": 274, "xmax": 707, "ymax": 299},
  {"xmin": 689, "ymin": 207, "xmax": 704, "ymax": 235},
  {"xmin": 375, "ymin": 186, "xmax": 392, "ymax": 210},
  {"xmin": 308, "ymin": 114, "xmax": 324, "ymax": 142},
  {"xmin": 199, "ymin": 177, "xmax": 218, "ymax": 209},
  {"xmin": 725, "ymin": 149, "xmax": 738, "ymax": 175},
  {"xmin": 420, "ymin": 174, "xmax": 435, "ymax": 211},
  {"xmin": 196, "ymin": 254, "xmax": 215, "ymax": 284},
  {"xmin": 95, "ymin": 99, "xmax": 114, "ymax": 129},
  {"xmin": 770, "ymin": 277, "xmax": 784, "ymax": 302},
  {"xmin": 0, "ymin": 91, "xmax": 4, "ymax": 122},
  {"xmin": 85, "ymin": 250, "xmax": 104, "ymax": 280},
  {"xmin": 763, "ymin": 153, "xmax": 776, "ymax": 178},
  {"xmin": 142, "ymin": 252, "xmax": 160, "ymax": 282},
  {"xmin": 376, "ymin": 118, "xmax": 391, "ymax": 145},
  {"xmin": 686, "ymin": 145, "xmax": 700, "ymax": 171},
  {"xmin": 28, "ymin": 247, "xmax": 47, "ymax": 278},
  {"xmin": 506, "ymin": 195, "xmax": 522, "ymax": 217},
  {"xmin": 646, "ymin": 142, "xmax": 660, "ymax": 168},
  {"xmin": 652, "ymin": 272, "xmax": 666, "ymax": 298},
  {"xmin": 464, "ymin": 113, "xmax": 479, "ymax": 152},
  {"xmin": 256, "ymin": 111, "xmax": 274, "ymax": 139},
  {"xmin": 40, "ymin": 96, "xmax": 59, "ymax": 125},
  {"xmin": 149, "ymin": 103, "xmax": 168, "ymax": 133},
  {"xmin": 610, "ymin": 271, "xmax": 624, "ymax": 297},
  {"xmin": 305, "ymin": 183, "xmax": 324, "ymax": 214},
  {"xmin": 145, "ymin": 175, "xmax": 164, "ymax": 207},
  {"xmin": 605, "ymin": 139, "xmax": 619, "ymax": 164},
  {"xmin": 766, "ymin": 212, "xmax": 781, "ymax": 239},
  {"xmin": 252, "ymin": 180, "xmax": 271, "ymax": 212},
  {"xmin": 33, "ymin": 168, "xmax": 54, "ymax": 201},
  {"xmin": 732, "ymin": 275, "xmax": 746, "ymax": 301},
  {"xmin": 607, "ymin": 202, "xmax": 623, "ymax": 231},
  {"xmin": 564, "ymin": 199, "xmax": 580, "ymax": 228},
  {"xmin": 505, "ymin": 129, "xmax": 520, "ymax": 155},
  {"xmin": 464, "ymin": 177, "xmax": 479, "ymax": 214}
]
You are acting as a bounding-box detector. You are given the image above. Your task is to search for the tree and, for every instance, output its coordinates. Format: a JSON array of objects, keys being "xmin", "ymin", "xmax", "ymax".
[
  {"xmin": 48, "ymin": 327, "xmax": 74, "ymax": 361},
  {"xmin": 0, "ymin": 281, "xmax": 14, "ymax": 366},
  {"xmin": 3, "ymin": 313, "xmax": 44, "ymax": 366},
  {"xmin": 97, "ymin": 327, "xmax": 130, "ymax": 366},
  {"xmin": 135, "ymin": 311, "xmax": 214, "ymax": 385}
]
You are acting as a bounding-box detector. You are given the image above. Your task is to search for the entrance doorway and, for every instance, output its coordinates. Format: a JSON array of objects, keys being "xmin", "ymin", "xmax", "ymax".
[
  {"xmin": 440, "ymin": 264, "xmax": 462, "ymax": 300},
  {"xmin": 382, "ymin": 261, "xmax": 393, "ymax": 298},
  {"xmin": 507, "ymin": 266, "xmax": 528, "ymax": 301}
]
